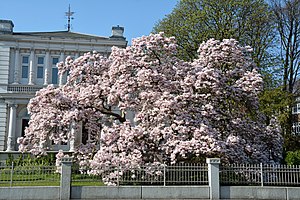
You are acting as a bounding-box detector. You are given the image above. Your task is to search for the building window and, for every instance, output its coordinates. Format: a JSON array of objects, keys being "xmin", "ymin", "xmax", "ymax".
[
  {"xmin": 37, "ymin": 67, "xmax": 43, "ymax": 78},
  {"xmin": 38, "ymin": 57, "xmax": 44, "ymax": 65},
  {"xmin": 21, "ymin": 56, "xmax": 29, "ymax": 78},
  {"xmin": 21, "ymin": 119, "xmax": 29, "ymax": 137},
  {"xmin": 292, "ymin": 122, "xmax": 300, "ymax": 135},
  {"xmin": 292, "ymin": 103, "xmax": 300, "ymax": 114},
  {"xmin": 52, "ymin": 68, "xmax": 58, "ymax": 84},
  {"xmin": 52, "ymin": 57, "xmax": 59, "ymax": 65},
  {"xmin": 22, "ymin": 67, "xmax": 28, "ymax": 78},
  {"xmin": 82, "ymin": 123, "xmax": 89, "ymax": 145},
  {"xmin": 52, "ymin": 57, "xmax": 59, "ymax": 84},
  {"xmin": 37, "ymin": 57, "xmax": 44, "ymax": 79}
]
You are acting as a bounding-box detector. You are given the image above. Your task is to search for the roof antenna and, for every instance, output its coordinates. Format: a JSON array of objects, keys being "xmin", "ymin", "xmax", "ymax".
[{"xmin": 65, "ymin": 4, "xmax": 74, "ymax": 32}]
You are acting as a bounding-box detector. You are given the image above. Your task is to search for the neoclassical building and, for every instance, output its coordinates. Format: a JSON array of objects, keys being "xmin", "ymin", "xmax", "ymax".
[
  {"xmin": 0, "ymin": 19, "xmax": 127, "ymax": 152},
  {"xmin": 292, "ymin": 97, "xmax": 300, "ymax": 135}
]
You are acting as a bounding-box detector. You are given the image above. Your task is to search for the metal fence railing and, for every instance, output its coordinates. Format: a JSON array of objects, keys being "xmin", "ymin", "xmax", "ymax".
[
  {"xmin": 71, "ymin": 165, "xmax": 104, "ymax": 186},
  {"xmin": 0, "ymin": 162, "xmax": 60, "ymax": 187},
  {"xmin": 220, "ymin": 163, "xmax": 300, "ymax": 186},
  {"xmin": 1, "ymin": 161, "xmax": 300, "ymax": 187},
  {"xmin": 72, "ymin": 163, "xmax": 208, "ymax": 186},
  {"xmin": 263, "ymin": 164, "xmax": 300, "ymax": 186}
]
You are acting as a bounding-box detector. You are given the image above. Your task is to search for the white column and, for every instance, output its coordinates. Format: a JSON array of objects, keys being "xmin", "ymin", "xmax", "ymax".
[
  {"xmin": 69, "ymin": 121, "xmax": 75, "ymax": 152},
  {"xmin": 44, "ymin": 51, "xmax": 50, "ymax": 85},
  {"xmin": 59, "ymin": 52, "xmax": 64, "ymax": 86},
  {"xmin": 6, "ymin": 104, "xmax": 18, "ymax": 152},
  {"xmin": 13, "ymin": 48, "xmax": 20, "ymax": 84},
  {"xmin": 28, "ymin": 50, "xmax": 35, "ymax": 85}
]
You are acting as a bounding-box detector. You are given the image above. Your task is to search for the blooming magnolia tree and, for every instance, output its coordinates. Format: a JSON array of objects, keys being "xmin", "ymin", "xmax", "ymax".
[{"xmin": 18, "ymin": 33, "xmax": 283, "ymax": 183}]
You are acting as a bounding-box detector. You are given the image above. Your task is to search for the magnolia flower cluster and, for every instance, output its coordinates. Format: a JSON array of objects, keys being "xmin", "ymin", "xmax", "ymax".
[{"xmin": 18, "ymin": 32, "xmax": 283, "ymax": 185}]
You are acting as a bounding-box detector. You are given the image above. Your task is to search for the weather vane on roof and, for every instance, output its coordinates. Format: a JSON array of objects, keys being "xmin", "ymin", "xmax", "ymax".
[{"xmin": 65, "ymin": 4, "xmax": 74, "ymax": 32}]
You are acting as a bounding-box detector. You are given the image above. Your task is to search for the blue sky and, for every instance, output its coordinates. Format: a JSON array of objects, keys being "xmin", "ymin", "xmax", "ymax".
[{"xmin": 1, "ymin": 0, "xmax": 178, "ymax": 44}]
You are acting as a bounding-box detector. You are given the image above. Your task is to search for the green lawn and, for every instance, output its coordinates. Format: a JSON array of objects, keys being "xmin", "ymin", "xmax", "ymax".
[
  {"xmin": 0, "ymin": 181, "xmax": 60, "ymax": 187},
  {"xmin": 0, "ymin": 169, "xmax": 105, "ymax": 186},
  {"xmin": 72, "ymin": 181, "xmax": 105, "ymax": 186},
  {"xmin": 0, "ymin": 180, "xmax": 105, "ymax": 187},
  {"xmin": 71, "ymin": 173, "xmax": 105, "ymax": 186}
]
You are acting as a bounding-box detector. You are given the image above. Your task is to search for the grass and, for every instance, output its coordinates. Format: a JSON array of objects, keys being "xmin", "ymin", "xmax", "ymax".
[
  {"xmin": 0, "ymin": 172, "xmax": 60, "ymax": 187},
  {"xmin": 0, "ymin": 168, "xmax": 106, "ymax": 187},
  {"xmin": 0, "ymin": 181, "xmax": 60, "ymax": 187},
  {"xmin": 71, "ymin": 173, "xmax": 106, "ymax": 186},
  {"xmin": 0, "ymin": 180, "xmax": 106, "ymax": 187},
  {"xmin": 72, "ymin": 181, "xmax": 105, "ymax": 186}
]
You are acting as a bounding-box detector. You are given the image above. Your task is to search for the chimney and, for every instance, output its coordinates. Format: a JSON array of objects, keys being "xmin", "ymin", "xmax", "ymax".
[
  {"xmin": 0, "ymin": 20, "xmax": 14, "ymax": 34},
  {"xmin": 111, "ymin": 25, "xmax": 124, "ymax": 38}
]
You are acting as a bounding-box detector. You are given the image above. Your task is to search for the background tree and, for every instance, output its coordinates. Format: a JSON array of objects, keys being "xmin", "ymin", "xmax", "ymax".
[
  {"xmin": 259, "ymin": 87, "xmax": 293, "ymax": 130},
  {"xmin": 153, "ymin": 0, "xmax": 276, "ymax": 85},
  {"xmin": 18, "ymin": 33, "xmax": 283, "ymax": 184},
  {"xmin": 261, "ymin": 0, "xmax": 300, "ymax": 139},
  {"xmin": 271, "ymin": 0, "xmax": 300, "ymax": 93}
]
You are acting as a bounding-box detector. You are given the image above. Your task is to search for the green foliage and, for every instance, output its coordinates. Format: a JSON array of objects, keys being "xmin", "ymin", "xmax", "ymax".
[
  {"xmin": 5, "ymin": 153, "xmax": 56, "ymax": 166},
  {"xmin": 153, "ymin": 0, "xmax": 277, "ymax": 87},
  {"xmin": 285, "ymin": 150, "xmax": 300, "ymax": 165},
  {"xmin": 283, "ymin": 135, "xmax": 300, "ymax": 152},
  {"xmin": 154, "ymin": 1, "xmax": 275, "ymax": 59},
  {"xmin": 259, "ymin": 87, "xmax": 293, "ymax": 130}
]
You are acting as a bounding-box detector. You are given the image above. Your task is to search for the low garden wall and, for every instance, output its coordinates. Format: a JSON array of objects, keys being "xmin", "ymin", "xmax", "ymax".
[
  {"xmin": 71, "ymin": 186, "xmax": 209, "ymax": 199},
  {"xmin": 1, "ymin": 185, "xmax": 300, "ymax": 200},
  {"xmin": 0, "ymin": 186, "xmax": 60, "ymax": 200},
  {"xmin": 220, "ymin": 186, "xmax": 300, "ymax": 200}
]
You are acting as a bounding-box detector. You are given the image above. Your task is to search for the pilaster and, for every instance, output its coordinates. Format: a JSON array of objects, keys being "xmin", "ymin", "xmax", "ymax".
[
  {"xmin": 44, "ymin": 50, "xmax": 50, "ymax": 85},
  {"xmin": 28, "ymin": 50, "xmax": 35, "ymax": 85},
  {"xmin": 59, "ymin": 51, "xmax": 64, "ymax": 86},
  {"xmin": 13, "ymin": 48, "xmax": 20, "ymax": 84},
  {"xmin": 69, "ymin": 121, "xmax": 76, "ymax": 152},
  {"xmin": 6, "ymin": 104, "xmax": 18, "ymax": 151}
]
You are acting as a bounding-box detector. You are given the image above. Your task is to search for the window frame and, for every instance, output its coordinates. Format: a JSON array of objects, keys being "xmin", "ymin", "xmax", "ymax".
[
  {"xmin": 36, "ymin": 56, "xmax": 45, "ymax": 79},
  {"xmin": 51, "ymin": 57, "xmax": 59, "ymax": 84},
  {"xmin": 21, "ymin": 55, "xmax": 29, "ymax": 79}
]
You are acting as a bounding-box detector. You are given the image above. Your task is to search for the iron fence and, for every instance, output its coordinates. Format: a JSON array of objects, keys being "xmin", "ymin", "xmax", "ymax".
[
  {"xmin": 0, "ymin": 162, "xmax": 60, "ymax": 187},
  {"xmin": 72, "ymin": 163, "xmax": 208, "ymax": 186},
  {"xmin": 220, "ymin": 163, "xmax": 300, "ymax": 186},
  {"xmin": 1, "ymin": 161, "xmax": 300, "ymax": 187},
  {"xmin": 71, "ymin": 165, "xmax": 103, "ymax": 186}
]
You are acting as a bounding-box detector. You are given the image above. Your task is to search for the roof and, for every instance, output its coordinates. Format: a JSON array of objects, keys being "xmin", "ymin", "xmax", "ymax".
[
  {"xmin": 12, "ymin": 31, "xmax": 115, "ymax": 40},
  {"xmin": 0, "ymin": 19, "xmax": 14, "ymax": 27}
]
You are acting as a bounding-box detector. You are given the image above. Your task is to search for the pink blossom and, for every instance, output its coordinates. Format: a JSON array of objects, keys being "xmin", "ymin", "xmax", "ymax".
[{"xmin": 18, "ymin": 33, "xmax": 283, "ymax": 185}]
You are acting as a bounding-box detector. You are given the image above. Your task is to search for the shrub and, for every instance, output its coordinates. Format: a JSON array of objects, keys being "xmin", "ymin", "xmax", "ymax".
[
  {"xmin": 5, "ymin": 153, "xmax": 56, "ymax": 166},
  {"xmin": 285, "ymin": 150, "xmax": 300, "ymax": 165}
]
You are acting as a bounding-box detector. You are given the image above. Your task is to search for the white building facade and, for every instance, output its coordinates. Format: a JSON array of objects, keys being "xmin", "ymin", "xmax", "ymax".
[
  {"xmin": 0, "ymin": 19, "xmax": 127, "ymax": 152},
  {"xmin": 292, "ymin": 97, "xmax": 300, "ymax": 135}
]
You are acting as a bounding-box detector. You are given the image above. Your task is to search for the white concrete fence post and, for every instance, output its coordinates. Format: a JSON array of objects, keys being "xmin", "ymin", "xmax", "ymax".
[
  {"xmin": 60, "ymin": 157, "xmax": 73, "ymax": 200},
  {"xmin": 206, "ymin": 158, "xmax": 221, "ymax": 200}
]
